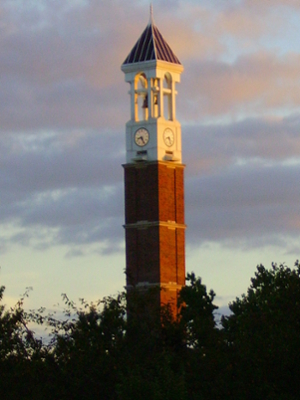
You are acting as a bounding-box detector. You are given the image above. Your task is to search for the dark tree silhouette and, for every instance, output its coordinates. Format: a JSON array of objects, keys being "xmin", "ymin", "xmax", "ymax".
[
  {"xmin": 2, "ymin": 262, "xmax": 300, "ymax": 399},
  {"xmin": 222, "ymin": 262, "xmax": 300, "ymax": 400}
]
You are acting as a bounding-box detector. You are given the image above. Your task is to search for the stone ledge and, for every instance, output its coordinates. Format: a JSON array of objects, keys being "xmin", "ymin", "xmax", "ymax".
[{"xmin": 123, "ymin": 221, "xmax": 187, "ymax": 230}]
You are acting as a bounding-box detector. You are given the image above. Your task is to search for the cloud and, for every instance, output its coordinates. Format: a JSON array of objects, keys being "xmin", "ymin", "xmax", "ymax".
[
  {"xmin": 1, "ymin": 0, "xmax": 300, "ymax": 259},
  {"xmin": 0, "ymin": 185, "xmax": 125, "ymax": 255},
  {"xmin": 184, "ymin": 114, "xmax": 300, "ymax": 176},
  {"xmin": 182, "ymin": 115, "xmax": 300, "ymax": 252},
  {"xmin": 180, "ymin": 52, "xmax": 300, "ymax": 121},
  {"xmin": 2, "ymin": 0, "xmax": 300, "ymax": 132},
  {"xmin": 1, "ymin": 114, "xmax": 300, "ymax": 256},
  {"xmin": 185, "ymin": 160, "xmax": 300, "ymax": 251},
  {"xmin": 0, "ymin": 0, "xmax": 137, "ymax": 132},
  {"xmin": 158, "ymin": 0, "xmax": 300, "ymax": 62},
  {"xmin": 0, "ymin": 129, "xmax": 124, "ymax": 254},
  {"xmin": 0, "ymin": 130, "xmax": 123, "ymax": 195}
]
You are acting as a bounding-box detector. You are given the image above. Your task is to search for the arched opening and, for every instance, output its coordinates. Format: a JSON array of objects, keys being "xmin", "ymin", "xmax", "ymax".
[
  {"xmin": 134, "ymin": 73, "xmax": 148, "ymax": 121},
  {"xmin": 151, "ymin": 78, "xmax": 160, "ymax": 118},
  {"xmin": 163, "ymin": 73, "xmax": 172, "ymax": 120}
]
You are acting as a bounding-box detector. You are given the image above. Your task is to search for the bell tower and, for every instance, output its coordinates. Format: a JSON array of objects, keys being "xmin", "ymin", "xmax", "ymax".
[{"xmin": 121, "ymin": 9, "xmax": 185, "ymax": 316}]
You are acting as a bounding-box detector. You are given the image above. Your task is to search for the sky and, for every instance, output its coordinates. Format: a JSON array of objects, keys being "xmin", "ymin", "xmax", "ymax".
[{"xmin": 1, "ymin": 0, "xmax": 300, "ymax": 315}]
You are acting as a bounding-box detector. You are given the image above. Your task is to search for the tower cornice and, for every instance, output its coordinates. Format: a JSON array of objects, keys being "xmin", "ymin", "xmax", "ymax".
[
  {"xmin": 122, "ymin": 160, "xmax": 186, "ymax": 169},
  {"xmin": 121, "ymin": 59, "xmax": 184, "ymax": 78}
]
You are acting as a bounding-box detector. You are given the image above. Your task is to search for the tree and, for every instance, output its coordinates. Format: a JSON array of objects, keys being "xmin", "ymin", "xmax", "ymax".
[
  {"xmin": 177, "ymin": 273, "xmax": 228, "ymax": 400},
  {"xmin": 49, "ymin": 293, "xmax": 126, "ymax": 400},
  {"xmin": 116, "ymin": 275, "xmax": 224, "ymax": 400},
  {"xmin": 0, "ymin": 271, "xmax": 238, "ymax": 399},
  {"xmin": 222, "ymin": 262, "xmax": 300, "ymax": 400},
  {"xmin": 0, "ymin": 285, "xmax": 55, "ymax": 399}
]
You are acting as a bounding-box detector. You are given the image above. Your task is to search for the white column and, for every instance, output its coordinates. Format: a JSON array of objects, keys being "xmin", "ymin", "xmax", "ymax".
[
  {"xmin": 159, "ymin": 78, "xmax": 164, "ymax": 118},
  {"xmin": 171, "ymin": 80, "xmax": 176, "ymax": 121},
  {"xmin": 147, "ymin": 78, "xmax": 152, "ymax": 119},
  {"xmin": 130, "ymin": 82, "xmax": 135, "ymax": 121}
]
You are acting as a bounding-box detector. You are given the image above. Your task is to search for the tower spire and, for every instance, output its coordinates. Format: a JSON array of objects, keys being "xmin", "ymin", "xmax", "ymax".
[{"xmin": 150, "ymin": 3, "xmax": 154, "ymax": 25}]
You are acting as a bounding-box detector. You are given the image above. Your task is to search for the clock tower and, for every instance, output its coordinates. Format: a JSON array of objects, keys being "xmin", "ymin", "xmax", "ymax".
[{"xmin": 121, "ymin": 10, "xmax": 185, "ymax": 317}]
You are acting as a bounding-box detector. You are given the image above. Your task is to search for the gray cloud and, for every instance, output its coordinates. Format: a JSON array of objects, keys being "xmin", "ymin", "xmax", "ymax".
[
  {"xmin": 1, "ymin": 116, "xmax": 300, "ymax": 256},
  {"xmin": 1, "ymin": 0, "xmax": 300, "ymax": 258},
  {"xmin": 180, "ymin": 53, "xmax": 300, "ymax": 121},
  {"xmin": 186, "ymin": 163, "xmax": 300, "ymax": 248},
  {"xmin": 183, "ymin": 114, "xmax": 300, "ymax": 175},
  {"xmin": 0, "ymin": 129, "xmax": 124, "ymax": 253},
  {"xmin": 184, "ymin": 115, "xmax": 300, "ymax": 251}
]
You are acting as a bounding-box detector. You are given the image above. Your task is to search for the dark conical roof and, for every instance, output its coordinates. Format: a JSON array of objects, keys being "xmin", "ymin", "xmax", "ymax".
[{"xmin": 122, "ymin": 22, "xmax": 181, "ymax": 66}]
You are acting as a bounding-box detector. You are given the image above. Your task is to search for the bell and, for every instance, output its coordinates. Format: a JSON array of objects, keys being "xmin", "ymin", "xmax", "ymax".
[{"xmin": 142, "ymin": 95, "xmax": 148, "ymax": 109}]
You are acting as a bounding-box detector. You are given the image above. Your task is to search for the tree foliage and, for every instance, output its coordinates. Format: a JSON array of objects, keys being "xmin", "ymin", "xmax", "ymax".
[
  {"xmin": 1, "ymin": 262, "xmax": 300, "ymax": 399},
  {"xmin": 222, "ymin": 261, "xmax": 300, "ymax": 400}
]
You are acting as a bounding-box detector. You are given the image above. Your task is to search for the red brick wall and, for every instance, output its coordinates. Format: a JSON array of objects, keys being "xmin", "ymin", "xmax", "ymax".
[
  {"xmin": 123, "ymin": 161, "xmax": 186, "ymax": 315},
  {"xmin": 175, "ymin": 167, "xmax": 185, "ymax": 224},
  {"xmin": 124, "ymin": 162, "xmax": 184, "ymax": 224}
]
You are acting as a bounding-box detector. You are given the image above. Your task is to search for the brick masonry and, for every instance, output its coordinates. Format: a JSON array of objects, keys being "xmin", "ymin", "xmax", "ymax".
[{"xmin": 123, "ymin": 161, "xmax": 186, "ymax": 315}]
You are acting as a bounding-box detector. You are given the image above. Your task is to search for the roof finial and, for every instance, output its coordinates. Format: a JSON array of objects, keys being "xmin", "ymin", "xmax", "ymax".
[{"xmin": 150, "ymin": 3, "xmax": 154, "ymax": 25}]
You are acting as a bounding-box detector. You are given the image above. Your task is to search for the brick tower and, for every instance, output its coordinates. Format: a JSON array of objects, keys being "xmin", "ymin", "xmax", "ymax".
[{"xmin": 121, "ymin": 10, "xmax": 185, "ymax": 316}]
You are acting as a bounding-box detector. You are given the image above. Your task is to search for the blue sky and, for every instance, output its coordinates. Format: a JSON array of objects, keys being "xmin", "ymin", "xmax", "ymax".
[{"xmin": 1, "ymin": 0, "xmax": 300, "ymax": 314}]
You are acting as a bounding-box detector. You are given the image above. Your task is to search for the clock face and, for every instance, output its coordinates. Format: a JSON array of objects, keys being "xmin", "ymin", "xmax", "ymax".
[
  {"xmin": 134, "ymin": 128, "xmax": 149, "ymax": 147},
  {"xmin": 163, "ymin": 128, "xmax": 175, "ymax": 147}
]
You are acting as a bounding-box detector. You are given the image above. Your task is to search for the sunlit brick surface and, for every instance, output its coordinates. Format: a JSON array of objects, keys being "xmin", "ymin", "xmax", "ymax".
[{"xmin": 124, "ymin": 161, "xmax": 186, "ymax": 315}]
